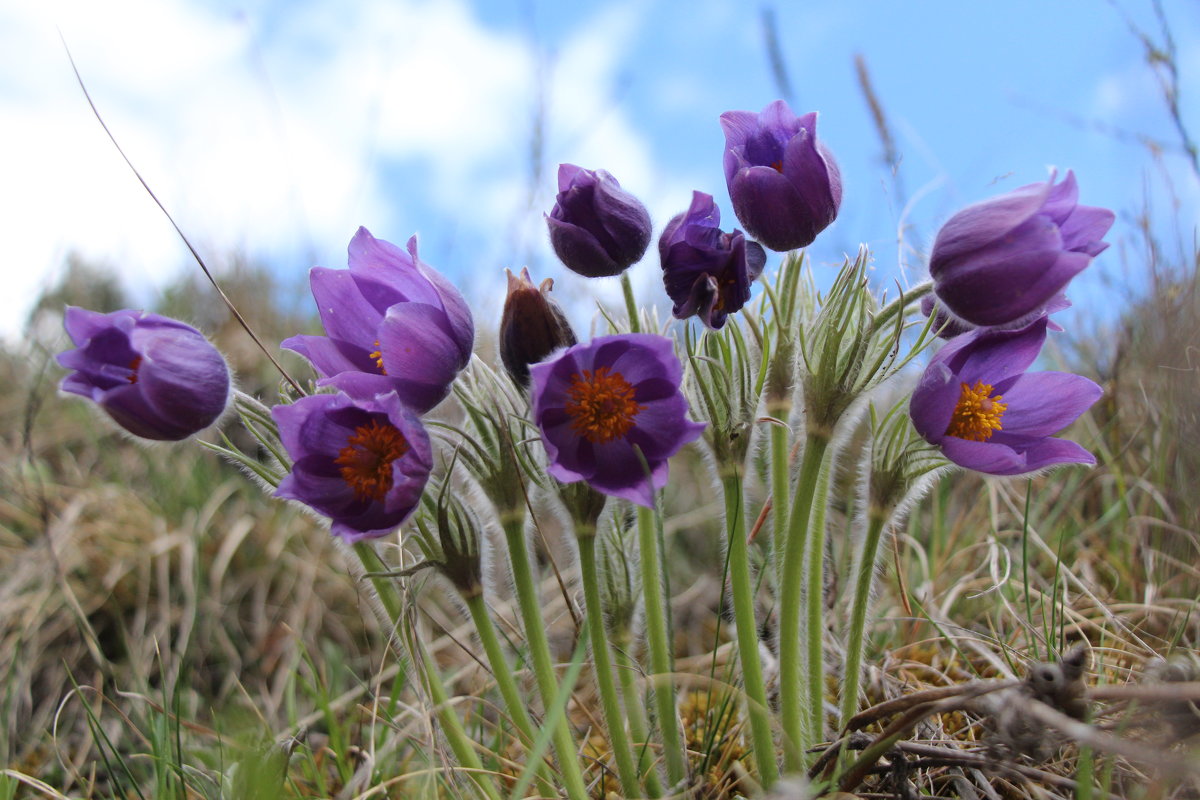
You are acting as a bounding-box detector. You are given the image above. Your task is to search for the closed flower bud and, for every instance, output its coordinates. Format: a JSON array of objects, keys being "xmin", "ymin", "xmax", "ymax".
[
  {"xmin": 499, "ymin": 267, "xmax": 577, "ymax": 387},
  {"xmin": 720, "ymin": 100, "xmax": 842, "ymax": 252},
  {"xmin": 57, "ymin": 307, "xmax": 230, "ymax": 441},
  {"xmin": 546, "ymin": 164, "xmax": 652, "ymax": 278}
]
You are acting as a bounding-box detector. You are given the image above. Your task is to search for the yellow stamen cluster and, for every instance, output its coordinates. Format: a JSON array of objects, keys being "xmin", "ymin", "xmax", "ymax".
[
  {"xmin": 945, "ymin": 380, "xmax": 1007, "ymax": 442},
  {"xmin": 564, "ymin": 367, "xmax": 642, "ymax": 444},
  {"xmin": 334, "ymin": 419, "xmax": 409, "ymax": 502},
  {"xmin": 369, "ymin": 340, "xmax": 387, "ymax": 374}
]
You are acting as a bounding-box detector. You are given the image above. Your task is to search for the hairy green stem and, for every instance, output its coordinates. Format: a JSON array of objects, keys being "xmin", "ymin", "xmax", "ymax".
[
  {"xmin": 419, "ymin": 646, "xmax": 505, "ymax": 800},
  {"xmin": 638, "ymin": 504, "xmax": 687, "ymax": 788},
  {"xmin": 621, "ymin": 272, "xmax": 641, "ymax": 333},
  {"xmin": 769, "ymin": 418, "xmax": 791, "ymax": 587},
  {"xmin": 353, "ymin": 542, "xmax": 402, "ymax": 625},
  {"xmin": 778, "ymin": 432, "xmax": 829, "ymax": 772},
  {"xmin": 838, "ymin": 510, "xmax": 888, "ymax": 730},
  {"xmin": 578, "ymin": 530, "xmax": 642, "ymax": 797},
  {"xmin": 722, "ymin": 471, "xmax": 780, "ymax": 788},
  {"xmin": 500, "ymin": 513, "xmax": 590, "ymax": 800},
  {"xmin": 804, "ymin": 445, "xmax": 834, "ymax": 747},
  {"xmin": 614, "ymin": 642, "xmax": 662, "ymax": 797}
]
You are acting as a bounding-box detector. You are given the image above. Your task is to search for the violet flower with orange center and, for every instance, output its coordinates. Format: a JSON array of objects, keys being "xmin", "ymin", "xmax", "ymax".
[
  {"xmin": 272, "ymin": 391, "xmax": 432, "ymax": 541},
  {"xmin": 909, "ymin": 318, "xmax": 1101, "ymax": 475},
  {"xmin": 530, "ymin": 333, "xmax": 705, "ymax": 507}
]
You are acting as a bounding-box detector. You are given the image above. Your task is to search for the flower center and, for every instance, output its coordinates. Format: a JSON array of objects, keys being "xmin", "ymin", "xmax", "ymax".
[
  {"xmin": 770, "ymin": 159, "xmax": 784, "ymax": 172},
  {"xmin": 369, "ymin": 341, "xmax": 386, "ymax": 374},
  {"xmin": 564, "ymin": 367, "xmax": 642, "ymax": 444},
  {"xmin": 126, "ymin": 355, "xmax": 142, "ymax": 384},
  {"xmin": 945, "ymin": 380, "xmax": 1007, "ymax": 442},
  {"xmin": 334, "ymin": 419, "xmax": 410, "ymax": 502}
]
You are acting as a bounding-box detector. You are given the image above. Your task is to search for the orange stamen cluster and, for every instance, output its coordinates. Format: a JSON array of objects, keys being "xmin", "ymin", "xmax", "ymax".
[
  {"xmin": 565, "ymin": 367, "xmax": 642, "ymax": 444},
  {"xmin": 945, "ymin": 380, "xmax": 1007, "ymax": 442},
  {"xmin": 770, "ymin": 159, "xmax": 784, "ymax": 172},
  {"xmin": 334, "ymin": 419, "xmax": 410, "ymax": 502},
  {"xmin": 369, "ymin": 341, "xmax": 387, "ymax": 374},
  {"xmin": 127, "ymin": 355, "xmax": 143, "ymax": 384}
]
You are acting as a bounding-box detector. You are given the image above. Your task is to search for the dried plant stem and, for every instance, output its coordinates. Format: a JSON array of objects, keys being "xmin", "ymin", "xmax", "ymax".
[
  {"xmin": 778, "ymin": 432, "xmax": 830, "ymax": 771},
  {"xmin": 501, "ymin": 513, "xmax": 590, "ymax": 800},
  {"xmin": 638, "ymin": 503, "xmax": 687, "ymax": 787},
  {"xmin": 578, "ymin": 529, "xmax": 642, "ymax": 797},
  {"xmin": 722, "ymin": 470, "xmax": 780, "ymax": 788},
  {"xmin": 839, "ymin": 510, "xmax": 889, "ymax": 729}
]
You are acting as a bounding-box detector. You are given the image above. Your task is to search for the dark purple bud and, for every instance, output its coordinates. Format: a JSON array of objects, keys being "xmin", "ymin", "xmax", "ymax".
[
  {"xmin": 720, "ymin": 100, "xmax": 842, "ymax": 252},
  {"xmin": 499, "ymin": 267, "xmax": 577, "ymax": 387},
  {"xmin": 546, "ymin": 164, "xmax": 652, "ymax": 278},
  {"xmin": 928, "ymin": 170, "xmax": 1114, "ymax": 328},
  {"xmin": 57, "ymin": 307, "xmax": 230, "ymax": 441},
  {"xmin": 659, "ymin": 191, "xmax": 766, "ymax": 330}
]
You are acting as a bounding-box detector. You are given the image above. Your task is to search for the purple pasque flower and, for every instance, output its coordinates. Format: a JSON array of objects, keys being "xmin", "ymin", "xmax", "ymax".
[
  {"xmin": 720, "ymin": 100, "xmax": 842, "ymax": 252},
  {"xmin": 929, "ymin": 170, "xmax": 1114, "ymax": 328},
  {"xmin": 530, "ymin": 333, "xmax": 705, "ymax": 507},
  {"xmin": 57, "ymin": 307, "xmax": 230, "ymax": 441},
  {"xmin": 272, "ymin": 390, "xmax": 433, "ymax": 542},
  {"xmin": 282, "ymin": 227, "xmax": 473, "ymax": 415},
  {"xmin": 659, "ymin": 191, "xmax": 766, "ymax": 330},
  {"xmin": 546, "ymin": 164, "xmax": 653, "ymax": 278},
  {"xmin": 909, "ymin": 317, "xmax": 1102, "ymax": 476}
]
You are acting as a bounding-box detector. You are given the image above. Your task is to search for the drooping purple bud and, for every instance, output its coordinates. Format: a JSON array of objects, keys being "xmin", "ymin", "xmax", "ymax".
[
  {"xmin": 546, "ymin": 164, "xmax": 652, "ymax": 278},
  {"xmin": 499, "ymin": 267, "xmax": 577, "ymax": 387},
  {"xmin": 720, "ymin": 100, "xmax": 842, "ymax": 252},
  {"xmin": 57, "ymin": 307, "xmax": 230, "ymax": 441}
]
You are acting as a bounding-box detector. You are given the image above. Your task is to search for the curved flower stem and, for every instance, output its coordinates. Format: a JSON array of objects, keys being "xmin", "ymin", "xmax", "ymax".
[
  {"xmin": 722, "ymin": 470, "xmax": 780, "ymax": 789},
  {"xmin": 462, "ymin": 592, "xmax": 558, "ymax": 799},
  {"xmin": 621, "ymin": 271, "xmax": 641, "ymax": 334},
  {"xmin": 500, "ymin": 512, "xmax": 591, "ymax": 800},
  {"xmin": 838, "ymin": 510, "xmax": 889, "ymax": 733},
  {"xmin": 638, "ymin": 503, "xmax": 687, "ymax": 788},
  {"xmin": 578, "ymin": 529, "xmax": 642, "ymax": 797},
  {"xmin": 804, "ymin": 442, "xmax": 835, "ymax": 748},
  {"xmin": 778, "ymin": 432, "xmax": 830, "ymax": 772},
  {"xmin": 614, "ymin": 641, "xmax": 663, "ymax": 797}
]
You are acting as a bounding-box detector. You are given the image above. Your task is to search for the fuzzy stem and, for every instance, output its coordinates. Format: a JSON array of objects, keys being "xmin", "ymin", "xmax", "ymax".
[
  {"xmin": 614, "ymin": 642, "xmax": 663, "ymax": 797},
  {"xmin": 621, "ymin": 272, "xmax": 641, "ymax": 334},
  {"xmin": 638, "ymin": 503, "xmax": 687, "ymax": 788},
  {"xmin": 722, "ymin": 470, "xmax": 780, "ymax": 788},
  {"xmin": 769, "ymin": 418, "xmax": 791, "ymax": 587},
  {"xmin": 804, "ymin": 444, "xmax": 835, "ymax": 747},
  {"xmin": 500, "ymin": 513, "xmax": 590, "ymax": 800},
  {"xmin": 839, "ymin": 509, "xmax": 889, "ymax": 730},
  {"xmin": 462, "ymin": 592, "xmax": 558, "ymax": 799},
  {"xmin": 578, "ymin": 530, "xmax": 642, "ymax": 797},
  {"xmin": 353, "ymin": 542, "xmax": 403, "ymax": 625},
  {"xmin": 419, "ymin": 646, "xmax": 505, "ymax": 800},
  {"xmin": 778, "ymin": 432, "xmax": 830, "ymax": 772}
]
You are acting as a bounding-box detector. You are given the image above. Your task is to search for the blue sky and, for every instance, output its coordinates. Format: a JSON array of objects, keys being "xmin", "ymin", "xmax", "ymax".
[{"xmin": 3, "ymin": 0, "xmax": 1197, "ymax": 340}]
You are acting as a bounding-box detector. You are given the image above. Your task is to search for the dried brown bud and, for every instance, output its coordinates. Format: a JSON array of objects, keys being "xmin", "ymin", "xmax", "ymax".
[{"xmin": 499, "ymin": 267, "xmax": 577, "ymax": 387}]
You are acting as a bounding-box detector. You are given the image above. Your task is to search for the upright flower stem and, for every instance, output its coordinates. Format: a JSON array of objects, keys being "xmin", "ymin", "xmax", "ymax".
[
  {"xmin": 500, "ymin": 512, "xmax": 591, "ymax": 800},
  {"xmin": 769, "ymin": 416, "xmax": 791, "ymax": 586},
  {"xmin": 577, "ymin": 529, "xmax": 642, "ymax": 797},
  {"xmin": 353, "ymin": 542, "xmax": 402, "ymax": 625},
  {"xmin": 638, "ymin": 503, "xmax": 687, "ymax": 788},
  {"xmin": 839, "ymin": 509, "xmax": 889, "ymax": 730},
  {"xmin": 721, "ymin": 470, "xmax": 780, "ymax": 789},
  {"xmin": 614, "ymin": 642, "xmax": 663, "ymax": 797},
  {"xmin": 778, "ymin": 432, "xmax": 830, "ymax": 772},
  {"xmin": 419, "ymin": 646, "xmax": 505, "ymax": 800},
  {"xmin": 620, "ymin": 271, "xmax": 641, "ymax": 333},
  {"xmin": 804, "ymin": 442, "xmax": 835, "ymax": 747},
  {"xmin": 462, "ymin": 592, "xmax": 558, "ymax": 800}
]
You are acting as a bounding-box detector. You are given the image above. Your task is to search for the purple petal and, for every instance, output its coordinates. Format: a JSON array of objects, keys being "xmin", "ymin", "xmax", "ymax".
[
  {"xmin": 929, "ymin": 179, "xmax": 1052, "ymax": 271},
  {"xmin": 307, "ymin": 267, "xmax": 384, "ymax": 342},
  {"xmin": 1058, "ymin": 204, "xmax": 1115, "ymax": 256},
  {"xmin": 995, "ymin": 372, "xmax": 1102, "ymax": 436}
]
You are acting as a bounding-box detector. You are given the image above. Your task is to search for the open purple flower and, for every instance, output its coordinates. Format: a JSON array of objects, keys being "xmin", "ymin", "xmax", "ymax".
[
  {"xmin": 530, "ymin": 333, "xmax": 705, "ymax": 507},
  {"xmin": 909, "ymin": 318, "xmax": 1101, "ymax": 475},
  {"xmin": 929, "ymin": 170, "xmax": 1114, "ymax": 328},
  {"xmin": 57, "ymin": 307, "xmax": 230, "ymax": 441},
  {"xmin": 720, "ymin": 100, "xmax": 842, "ymax": 252},
  {"xmin": 659, "ymin": 191, "xmax": 766, "ymax": 330},
  {"xmin": 283, "ymin": 227, "xmax": 474, "ymax": 414},
  {"xmin": 272, "ymin": 391, "xmax": 432, "ymax": 542},
  {"xmin": 546, "ymin": 164, "xmax": 653, "ymax": 278}
]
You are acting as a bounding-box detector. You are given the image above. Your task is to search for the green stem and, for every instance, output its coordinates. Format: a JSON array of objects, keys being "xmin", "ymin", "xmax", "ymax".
[
  {"xmin": 353, "ymin": 542, "xmax": 402, "ymax": 625},
  {"xmin": 839, "ymin": 510, "xmax": 888, "ymax": 729},
  {"xmin": 420, "ymin": 646, "xmax": 505, "ymax": 800},
  {"xmin": 769, "ymin": 417, "xmax": 791, "ymax": 587},
  {"xmin": 621, "ymin": 271, "xmax": 641, "ymax": 333},
  {"xmin": 462, "ymin": 592, "xmax": 557, "ymax": 799},
  {"xmin": 804, "ymin": 444, "xmax": 834, "ymax": 747},
  {"xmin": 500, "ymin": 513, "xmax": 590, "ymax": 800},
  {"xmin": 614, "ymin": 642, "xmax": 662, "ymax": 797},
  {"xmin": 722, "ymin": 471, "xmax": 780, "ymax": 788},
  {"xmin": 578, "ymin": 531, "xmax": 642, "ymax": 797},
  {"xmin": 638, "ymin": 504, "xmax": 687, "ymax": 788},
  {"xmin": 778, "ymin": 432, "xmax": 830, "ymax": 772}
]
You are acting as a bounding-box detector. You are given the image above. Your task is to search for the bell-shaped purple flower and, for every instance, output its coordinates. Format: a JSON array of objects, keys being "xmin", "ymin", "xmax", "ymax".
[
  {"xmin": 57, "ymin": 307, "xmax": 230, "ymax": 441},
  {"xmin": 272, "ymin": 391, "xmax": 433, "ymax": 542},
  {"xmin": 659, "ymin": 191, "xmax": 766, "ymax": 330},
  {"xmin": 909, "ymin": 318, "xmax": 1102, "ymax": 476},
  {"xmin": 530, "ymin": 333, "xmax": 705, "ymax": 507},
  {"xmin": 546, "ymin": 164, "xmax": 652, "ymax": 278},
  {"xmin": 283, "ymin": 228, "xmax": 474, "ymax": 414},
  {"xmin": 720, "ymin": 100, "xmax": 842, "ymax": 252},
  {"xmin": 499, "ymin": 267, "xmax": 577, "ymax": 388},
  {"xmin": 929, "ymin": 170, "xmax": 1114, "ymax": 328}
]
